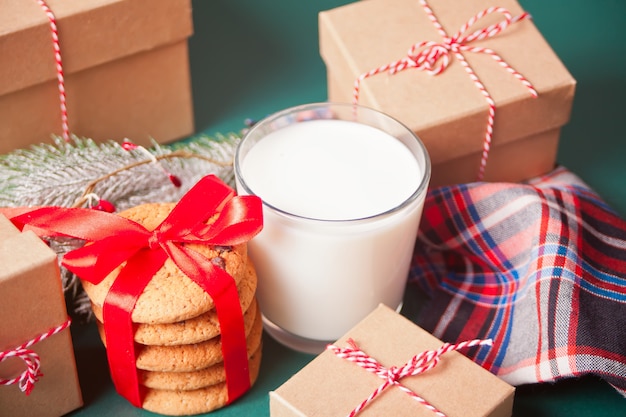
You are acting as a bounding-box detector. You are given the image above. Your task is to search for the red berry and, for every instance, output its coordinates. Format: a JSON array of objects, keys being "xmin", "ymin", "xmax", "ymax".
[
  {"xmin": 169, "ymin": 174, "xmax": 182, "ymax": 187},
  {"xmin": 92, "ymin": 199, "xmax": 116, "ymax": 213},
  {"xmin": 121, "ymin": 140, "xmax": 138, "ymax": 151}
]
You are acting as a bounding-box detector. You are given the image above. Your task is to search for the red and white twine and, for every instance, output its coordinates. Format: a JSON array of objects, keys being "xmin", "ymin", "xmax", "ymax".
[
  {"xmin": 353, "ymin": 0, "xmax": 537, "ymax": 181},
  {"xmin": 327, "ymin": 337, "xmax": 493, "ymax": 417},
  {"xmin": 36, "ymin": 0, "xmax": 70, "ymax": 142},
  {"xmin": 0, "ymin": 319, "xmax": 72, "ymax": 395}
]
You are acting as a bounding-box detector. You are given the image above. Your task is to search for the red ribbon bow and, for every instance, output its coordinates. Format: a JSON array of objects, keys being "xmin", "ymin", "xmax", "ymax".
[
  {"xmin": 327, "ymin": 338, "xmax": 493, "ymax": 417},
  {"xmin": 353, "ymin": 0, "xmax": 537, "ymax": 181},
  {"xmin": 6, "ymin": 175, "xmax": 263, "ymax": 407}
]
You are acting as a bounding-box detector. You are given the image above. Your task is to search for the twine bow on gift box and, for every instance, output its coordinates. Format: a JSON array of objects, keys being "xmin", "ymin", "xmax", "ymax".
[
  {"xmin": 327, "ymin": 338, "xmax": 493, "ymax": 417},
  {"xmin": 353, "ymin": 0, "xmax": 537, "ymax": 181},
  {"xmin": 5, "ymin": 175, "xmax": 263, "ymax": 407},
  {"xmin": 0, "ymin": 319, "xmax": 71, "ymax": 395}
]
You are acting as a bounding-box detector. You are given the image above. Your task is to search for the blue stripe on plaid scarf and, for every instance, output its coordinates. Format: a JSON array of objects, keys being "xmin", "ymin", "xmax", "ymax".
[
  {"xmin": 579, "ymin": 269, "xmax": 626, "ymax": 301},
  {"xmin": 484, "ymin": 303, "xmax": 512, "ymax": 367}
]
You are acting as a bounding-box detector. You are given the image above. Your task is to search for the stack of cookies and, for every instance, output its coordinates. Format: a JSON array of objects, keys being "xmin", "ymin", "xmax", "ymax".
[{"xmin": 80, "ymin": 203, "xmax": 263, "ymax": 415}]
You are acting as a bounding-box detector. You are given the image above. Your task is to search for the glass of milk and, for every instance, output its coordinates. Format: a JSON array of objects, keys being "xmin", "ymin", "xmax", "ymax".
[{"xmin": 234, "ymin": 102, "xmax": 430, "ymax": 354}]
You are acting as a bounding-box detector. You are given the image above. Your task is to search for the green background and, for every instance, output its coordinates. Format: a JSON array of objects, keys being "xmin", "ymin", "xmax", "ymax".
[{"xmin": 68, "ymin": 1, "xmax": 626, "ymax": 416}]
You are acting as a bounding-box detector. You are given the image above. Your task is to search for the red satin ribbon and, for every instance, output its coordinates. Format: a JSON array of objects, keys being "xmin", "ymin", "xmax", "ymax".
[{"xmin": 5, "ymin": 175, "xmax": 263, "ymax": 407}]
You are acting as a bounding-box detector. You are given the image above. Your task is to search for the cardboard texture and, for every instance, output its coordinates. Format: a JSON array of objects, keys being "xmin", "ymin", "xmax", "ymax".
[
  {"xmin": 270, "ymin": 304, "xmax": 515, "ymax": 417},
  {"xmin": 0, "ymin": 215, "xmax": 83, "ymax": 417},
  {"xmin": 0, "ymin": 0, "xmax": 194, "ymax": 154},
  {"xmin": 320, "ymin": 0, "xmax": 576, "ymax": 186}
]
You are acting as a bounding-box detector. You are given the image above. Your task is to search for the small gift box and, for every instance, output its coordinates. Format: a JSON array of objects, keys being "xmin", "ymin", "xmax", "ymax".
[
  {"xmin": 270, "ymin": 304, "xmax": 515, "ymax": 417},
  {"xmin": 319, "ymin": 0, "xmax": 576, "ymax": 186},
  {"xmin": 0, "ymin": 0, "xmax": 194, "ymax": 154},
  {"xmin": 0, "ymin": 215, "xmax": 83, "ymax": 417}
]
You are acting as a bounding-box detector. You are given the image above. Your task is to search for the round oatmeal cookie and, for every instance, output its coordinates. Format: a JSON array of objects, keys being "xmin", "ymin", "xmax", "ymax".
[
  {"xmin": 80, "ymin": 202, "xmax": 249, "ymax": 324},
  {"xmin": 138, "ymin": 343, "xmax": 262, "ymax": 391},
  {"xmin": 91, "ymin": 261, "xmax": 258, "ymax": 346},
  {"xmin": 96, "ymin": 300, "xmax": 263, "ymax": 372},
  {"xmin": 140, "ymin": 346, "xmax": 262, "ymax": 416}
]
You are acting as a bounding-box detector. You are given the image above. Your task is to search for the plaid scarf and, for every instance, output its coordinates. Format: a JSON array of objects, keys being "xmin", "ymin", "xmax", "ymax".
[{"xmin": 409, "ymin": 166, "xmax": 626, "ymax": 396}]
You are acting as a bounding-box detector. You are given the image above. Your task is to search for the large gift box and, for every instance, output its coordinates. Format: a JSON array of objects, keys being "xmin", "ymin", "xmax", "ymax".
[
  {"xmin": 0, "ymin": 0, "xmax": 194, "ymax": 154},
  {"xmin": 0, "ymin": 215, "xmax": 83, "ymax": 417},
  {"xmin": 319, "ymin": 0, "xmax": 576, "ymax": 186},
  {"xmin": 270, "ymin": 304, "xmax": 514, "ymax": 417}
]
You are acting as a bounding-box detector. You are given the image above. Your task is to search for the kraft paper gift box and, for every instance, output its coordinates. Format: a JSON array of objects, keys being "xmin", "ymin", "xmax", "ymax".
[
  {"xmin": 0, "ymin": 215, "xmax": 83, "ymax": 417},
  {"xmin": 0, "ymin": 0, "xmax": 194, "ymax": 154},
  {"xmin": 270, "ymin": 304, "xmax": 515, "ymax": 417},
  {"xmin": 320, "ymin": 0, "xmax": 576, "ymax": 186}
]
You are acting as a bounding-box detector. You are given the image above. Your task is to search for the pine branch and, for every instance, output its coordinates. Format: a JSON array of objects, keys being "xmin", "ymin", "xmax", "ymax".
[{"xmin": 0, "ymin": 133, "xmax": 240, "ymax": 211}]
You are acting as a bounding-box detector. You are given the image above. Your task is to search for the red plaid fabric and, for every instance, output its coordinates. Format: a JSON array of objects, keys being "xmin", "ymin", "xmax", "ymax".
[{"xmin": 409, "ymin": 166, "xmax": 626, "ymax": 396}]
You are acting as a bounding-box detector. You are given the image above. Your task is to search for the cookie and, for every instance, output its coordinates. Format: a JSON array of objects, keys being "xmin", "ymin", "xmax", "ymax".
[
  {"xmin": 135, "ymin": 302, "xmax": 263, "ymax": 372},
  {"xmin": 140, "ymin": 346, "xmax": 262, "ymax": 416},
  {"xmin": 138, "ymin": 343, "xmax": 262, "ymax": 391},
  {"xmin": 96, "ymin": 300, "xmax": 263, "ymax": 372},
  {"xmin": 80, "ymin": 203, "xmax": 249, "ymax": 324},
  {"xmin": 90, "ymin": 261, "xmax": 258, "ymax": 346}
]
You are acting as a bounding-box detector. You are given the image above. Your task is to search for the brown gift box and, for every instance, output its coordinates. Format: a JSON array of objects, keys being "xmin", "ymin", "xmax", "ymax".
[
  {"xmin": 0, "ymin": 215, "xmax": 83, "ymax": 417},
  {"xmin": 0, "ymin": 0, "xmax": 194, "ymax": 154},
  {"xmin": 270, "ymin": 304, "xmax": 514, "ymax": 417},
  {"xmin": 320, "ymin": 0, "xmax": 576, "ymax": 186}
]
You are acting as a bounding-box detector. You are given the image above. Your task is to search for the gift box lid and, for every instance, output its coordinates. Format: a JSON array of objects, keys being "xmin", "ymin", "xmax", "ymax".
[
  {"xmin": 319, "ymin": 0, "xmax": 576, "ymax": 164},
  {"xmin": 270, "ymin": 304, "xmax": 515, "ymax": 417},
  {"xmin": 0, "ymin": 0, "xmax": 193, "ymax": 97}
]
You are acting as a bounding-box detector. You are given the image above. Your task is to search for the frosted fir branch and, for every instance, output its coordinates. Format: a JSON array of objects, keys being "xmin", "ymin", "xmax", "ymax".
[{"xmin": 0, "ymin": 133, "xmax": 240, "ymax": 211}]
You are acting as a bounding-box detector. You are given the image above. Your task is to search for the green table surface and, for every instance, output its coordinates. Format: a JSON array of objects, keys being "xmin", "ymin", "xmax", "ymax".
[{"xmin": 68, "ymin": 1, "xmax": 626, "ymax": 416}]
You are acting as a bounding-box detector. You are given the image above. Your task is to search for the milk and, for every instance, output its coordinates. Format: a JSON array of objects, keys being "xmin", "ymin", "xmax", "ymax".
[
  {"xmin": 235, "ymin": 106, "xmax": 430, "ymax": 353},
  {"xmin": 241, "ymin": 120, "xmax": 421, "ymax": 220}
]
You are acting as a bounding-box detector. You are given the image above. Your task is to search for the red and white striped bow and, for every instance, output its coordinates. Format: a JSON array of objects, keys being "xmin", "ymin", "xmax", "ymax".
[
  {"xmin": 327, "ymin": 337, "xmax": 493, "ymax": 417},
  {"xmin": 353, "ymin": 0, "xmax": 537, "ymax": 181}
]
